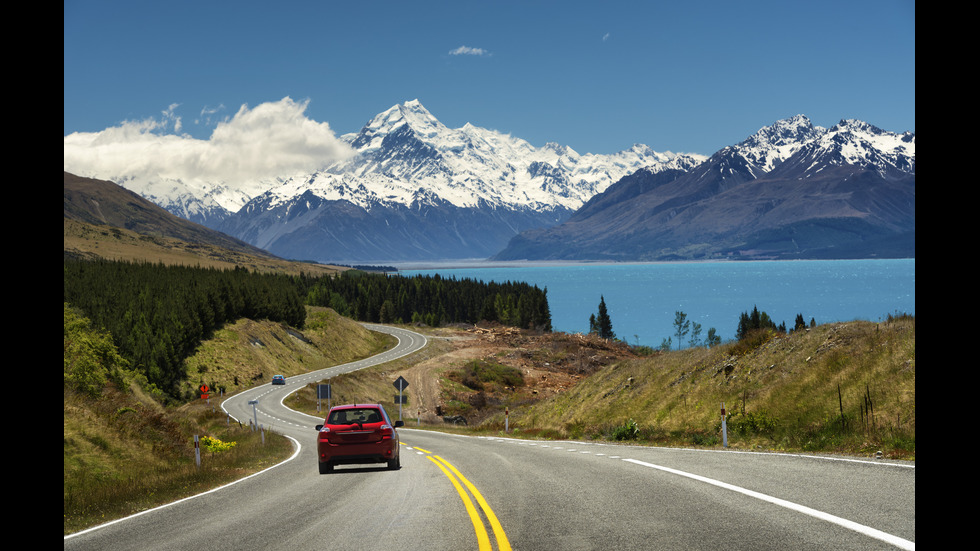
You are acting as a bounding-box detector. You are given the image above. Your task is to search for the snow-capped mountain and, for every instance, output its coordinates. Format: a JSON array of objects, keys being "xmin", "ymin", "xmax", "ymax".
[
  {"xmin": 734, "ymin": 114, "xmax": 827, "ymax": 174},
  {"xmin": 770, "ymin": 119, "xmax": 915, "ymax": 180},
  {"xmin": 213, "ymin": 100, "xmax": 704, "ymax": 261},
  {"xmin": 494, "ymin": 115, "xmax": 915, "ymax": 261},
  {"xmin": 249, "ymin": 100, "xmax": 700, "ymax": 212},
  {"xmin": 69, "ymin": 101, "xmax": 913, "ymax": 263}
]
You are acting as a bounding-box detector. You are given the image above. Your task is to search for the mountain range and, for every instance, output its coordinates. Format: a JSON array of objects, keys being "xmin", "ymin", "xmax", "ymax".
[
  {"xmin": 66, "ymin": 101, "xmax": 913, "ymax": 262},
  {"xmin": 495, "ymin": 116, "xmax": 915, "ymax": 260}
]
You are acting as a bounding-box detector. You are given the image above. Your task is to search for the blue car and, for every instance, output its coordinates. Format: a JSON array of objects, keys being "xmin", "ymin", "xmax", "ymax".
[{"xmin": 272, "ymin": 374, "xmax": 286, "ymax": 385}]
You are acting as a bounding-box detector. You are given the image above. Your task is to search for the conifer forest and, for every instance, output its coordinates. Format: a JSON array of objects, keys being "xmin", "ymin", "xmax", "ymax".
[{"xmin": 64, "ymin": 259, "xmax": 551, "ymax": 399}]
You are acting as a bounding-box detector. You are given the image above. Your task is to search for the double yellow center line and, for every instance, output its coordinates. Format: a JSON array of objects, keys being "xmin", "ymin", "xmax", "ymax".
[{"xmin": 411, "ymin": 445, "xmax": 512, "ymax": 551}]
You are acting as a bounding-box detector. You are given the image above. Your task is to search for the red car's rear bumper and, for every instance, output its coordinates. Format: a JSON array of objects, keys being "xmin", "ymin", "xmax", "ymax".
[{"xmin": 317, "ymin": 438, "xmax": 398, "ymax": 465}]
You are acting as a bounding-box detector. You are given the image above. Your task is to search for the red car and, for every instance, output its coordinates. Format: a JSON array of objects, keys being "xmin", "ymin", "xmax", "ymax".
[{"xmin": 316, "ymin": 404, "xmax": 403, "ymax": 474}]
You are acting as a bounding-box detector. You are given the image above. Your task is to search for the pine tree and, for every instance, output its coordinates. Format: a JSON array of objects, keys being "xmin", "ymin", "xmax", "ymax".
[
  {"xmin": 592, "ymin": 296, "xmax": 615, "ymax": 339},
  {"xmin": 794, "ymin": 313, "xmax": 807, "ymax": 331}
]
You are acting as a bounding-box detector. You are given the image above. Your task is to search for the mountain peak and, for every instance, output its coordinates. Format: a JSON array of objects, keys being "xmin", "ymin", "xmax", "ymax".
[
  {"xmin": 347, "ymin": 99, "xmax": 446, "ymax": 151},
  {"xmin": 734, "ymin": 115, "xmax": 826, "ymax": 173},
  {"xmin": 767, "ymin": 117, "xmax": 915, "ymax": 180},
  {"xmin": 319, "ymin": 101, "xmax": 695, "ymax": 212},
  {"xmin": 368, "ymin": 99, "xmax": 441, "ymax": 132}
]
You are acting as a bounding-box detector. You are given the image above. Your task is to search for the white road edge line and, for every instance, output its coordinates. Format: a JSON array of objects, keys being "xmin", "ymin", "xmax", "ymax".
[
  {"xmin": 64, "ymin": 435, "xmax": 302, "ymax": 541},
  {"xmin": 622, "ymin": 458, "xmax": 914, "ymax": 550}
]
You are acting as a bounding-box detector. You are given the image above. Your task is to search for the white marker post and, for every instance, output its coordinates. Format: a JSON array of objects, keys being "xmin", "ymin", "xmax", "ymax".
[
  {"xmin": 249, "ymin": 400, "xmax": 259, "ymax": 432},
  {"xmin": 194, "ymin": 435, "xmax": 201, "ymax": 468},
  {"xmin": 721, "ymin": 402, "xmax": 728, "ymax": 448},
  {"xmin": 505, "ymin": 407, "xmax": 509, "ymax": 433}
]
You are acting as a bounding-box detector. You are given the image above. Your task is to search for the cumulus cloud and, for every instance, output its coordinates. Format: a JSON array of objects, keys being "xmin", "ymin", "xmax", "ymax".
[
  {"xmin": 449, "ymin": 45, "xmax": 490, "ymax": 56},
  {"xmin": 63, "ymin": 97, "xmax": 353, "ymax": 188}
]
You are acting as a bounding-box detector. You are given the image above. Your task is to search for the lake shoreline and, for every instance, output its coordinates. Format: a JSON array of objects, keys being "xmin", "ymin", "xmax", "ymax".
[
  {"xmin": 387, "ymin": 257, "xmax": 916, "ymax": 271},
  {"xmin": 399, "ymin": 259, "xmax": 915, "ymax": 347}
]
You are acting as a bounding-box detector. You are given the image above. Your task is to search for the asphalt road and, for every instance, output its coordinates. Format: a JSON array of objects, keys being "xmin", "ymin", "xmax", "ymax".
[{"xmin": 65, "ymin": 324, "xmax": 915, "ymax": 550}]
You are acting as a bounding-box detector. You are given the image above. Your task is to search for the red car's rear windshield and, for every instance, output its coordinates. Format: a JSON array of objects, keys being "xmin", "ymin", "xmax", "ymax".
[{"xmin": 327, "ymin": 408, "xmax": 384, "ymax": 425}]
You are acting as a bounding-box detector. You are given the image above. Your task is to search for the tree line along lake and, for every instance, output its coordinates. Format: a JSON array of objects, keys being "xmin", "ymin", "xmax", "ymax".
[{"xmin": 399, "ymin": 258, "xmax": 915, "ymax": 348}]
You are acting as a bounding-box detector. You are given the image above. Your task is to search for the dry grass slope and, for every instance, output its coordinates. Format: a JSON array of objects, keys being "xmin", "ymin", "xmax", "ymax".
[{"xmin": 516, "ymin": 316, "xmax": 914, "ymax": 457}]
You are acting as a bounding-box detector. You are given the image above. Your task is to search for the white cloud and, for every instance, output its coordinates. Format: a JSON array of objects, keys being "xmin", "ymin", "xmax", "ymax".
[
  {"xmin": 197, "ymin": 103, "xmax": 227, "ymax": 127},
  {"xmin": 449, "ymin": 45, "xmax": 490, "ymax": 56},
  {"xmin": 63, "ymin": 97, "xmax": 353, "ymax": 188}
]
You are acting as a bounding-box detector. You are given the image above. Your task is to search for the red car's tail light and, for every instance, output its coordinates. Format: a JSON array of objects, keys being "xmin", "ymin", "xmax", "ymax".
[
  {"xmin": 318, "ymin": 426, "xmax": 332, "ymax": 442},
  {"xmin": 378, "ymin": 424, "xmax": 394, "ymax": 439}
]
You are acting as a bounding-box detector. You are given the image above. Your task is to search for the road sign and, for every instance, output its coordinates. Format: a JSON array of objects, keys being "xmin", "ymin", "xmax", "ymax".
[
  {"xmin": 317, "ymin": 383, "xmax": 332, "ymax": 413},
  {"xmin": 393, "ymin": 376, "xmax": 409, "ymax": 421}
]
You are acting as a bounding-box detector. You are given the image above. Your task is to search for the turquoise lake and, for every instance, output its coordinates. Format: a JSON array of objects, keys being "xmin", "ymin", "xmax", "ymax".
[{"xmin": 400, "ymin": 259, "xmax": 915, "ymax": 348}]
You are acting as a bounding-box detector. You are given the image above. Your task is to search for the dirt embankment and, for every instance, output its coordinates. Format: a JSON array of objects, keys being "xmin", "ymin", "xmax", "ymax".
[{"xmin": 400, "ymin": 324, "xmax": 638, "ymax": 426}]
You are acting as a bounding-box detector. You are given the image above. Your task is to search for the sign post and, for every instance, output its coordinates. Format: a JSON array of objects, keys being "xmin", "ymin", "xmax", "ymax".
[{"xmin": 393, "ymin": 376, "xmax": 409, "ymax": 421}]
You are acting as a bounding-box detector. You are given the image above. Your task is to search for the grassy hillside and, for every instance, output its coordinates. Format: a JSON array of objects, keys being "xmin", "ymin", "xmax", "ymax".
[
  {"xmin": 514, "ymin": 316, "xmax": 915, "ymax": 457},
  {"xmin": 64, "ymin": 217, "xmax": 345, "ymax": 276},
  {"xmin": 64, "ymin": 305, "xmax": 392, "ymax": 534},
  {"xmin": 182, "ymin": 306, "xmax": 393, "ymax": 398},
  {"xmin": 65, "ymin": 172, "xmax": 274, "ymax": 261},
  {"xmin": 64, "ymin": 172, "xmax": 348, "ymax": 276}
]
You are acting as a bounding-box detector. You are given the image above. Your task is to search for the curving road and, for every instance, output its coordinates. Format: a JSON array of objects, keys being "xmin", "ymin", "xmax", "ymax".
[{"xmin": 65, "ymin": 324, "xmax": 915, "ymax": 550}]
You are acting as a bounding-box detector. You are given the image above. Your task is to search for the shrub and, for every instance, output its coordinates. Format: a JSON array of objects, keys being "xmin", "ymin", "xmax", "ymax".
[
  {"xmin": 200, "ymin": 436, "xmax": 237, "ymax": 454},
  {"xmin": 726, "ymin": 410, "xmax": 778, "ymax": 437},
  {"xmin": 455, "ymin": 359, "xmax": 524, "ymax": 391},
  {"xmin": 611, "ymin": 418, "xmax": 639, "ymax": 441}
]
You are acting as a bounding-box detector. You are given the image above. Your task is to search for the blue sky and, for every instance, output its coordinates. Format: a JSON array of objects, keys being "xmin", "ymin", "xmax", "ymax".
[{"xmin": 64, "ymin": 0, "xmax": 915, "ymax": 157}]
